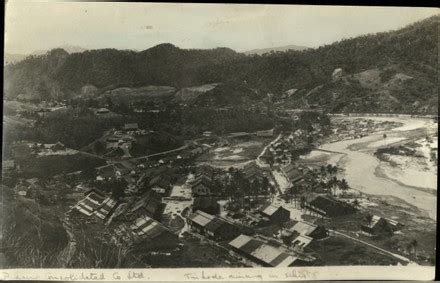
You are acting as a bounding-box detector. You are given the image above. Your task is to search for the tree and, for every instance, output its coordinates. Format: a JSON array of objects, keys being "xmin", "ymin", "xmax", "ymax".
[
  {"xmin": 410, "ymin": 239, "xmax": 418, "ymax": 257},
  {"xmin": 94, "ymin": 141, "xmax": 105, "ymax": 154},
  {"xmin": 81, "ymin": 160, "xmax": 97, "ymax": 180},
  {"xmin": 111, "ymin": 179, "xmax": 126, "ymax": 200},
  {"xmin": 269, "ymin": 185, "xmax": 277, "ymax": 202},
  {"xmin": 365, "ymin": 213, "xmax": 373, "ymax": 226},
  {"xmin": 353, "ymin": 198, "xmax": 359, "ymax": 207},
  {"xmin": 339, "ymin": 178, "xmax": 349, "ymax": 194}
]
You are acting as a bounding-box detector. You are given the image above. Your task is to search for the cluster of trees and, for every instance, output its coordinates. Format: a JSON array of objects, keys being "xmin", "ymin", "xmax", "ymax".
[
  {"xmin": 20, "ymin": 107, "xmax": 126, "ymax": 149},
  {"xmin": 222, "ymin": 167, "xmax": 276, "ymax": 210},
  {"xmin": 282, "ymin": 164, "xmax": 350, "ymax": 207}
]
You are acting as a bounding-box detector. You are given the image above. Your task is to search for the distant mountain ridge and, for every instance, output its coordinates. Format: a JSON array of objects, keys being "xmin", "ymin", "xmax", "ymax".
[
  {"xmin": 4, "ymin": 45, "xmax": 89, "ymax": 65},
  {"xmin": 31, "ymin": 44, "xmax": 88, "ymax": 55},
  {"xmin": 243, "ymin": 44, "xmax": 310, "ymax": 55},
  {"xmin": 4, "ymin": 15, "xmax": 439, "ymax": 114}
]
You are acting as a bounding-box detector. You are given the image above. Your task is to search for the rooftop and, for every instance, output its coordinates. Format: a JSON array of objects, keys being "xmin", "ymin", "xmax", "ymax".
[{"xmin": 229, "ymin": 234, "xmax": 297, "ymax": 267}]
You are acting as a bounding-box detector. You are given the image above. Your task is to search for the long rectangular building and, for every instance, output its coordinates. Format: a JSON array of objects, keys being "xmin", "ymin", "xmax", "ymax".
[{"xmin": 228, "ymin": 234, "xmax": 299, "ymax": 267}]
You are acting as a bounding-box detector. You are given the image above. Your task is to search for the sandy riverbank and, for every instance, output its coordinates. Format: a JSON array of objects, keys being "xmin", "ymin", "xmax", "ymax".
[{"xmin": 302, "ymin": 116, "xmax": 437, "ymax": 220}]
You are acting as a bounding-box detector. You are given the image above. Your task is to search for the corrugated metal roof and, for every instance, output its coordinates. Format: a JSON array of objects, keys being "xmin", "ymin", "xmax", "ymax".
[
  {"xmin": 269, "ymin": 252, "xmax": 291, "ymax": 267},
  {"xmin": 240, "ymin": 239, "xmax": 263, "ymax": 254},
  {"xmin": 292, "ymin": 234, "xmax": 313, "ymax": 248},
  {"xmin": 262, "ymin": 204, "xmax": 280, "ymax": 216},
  {"xmin": 229, "ymin": 234, "xmax": 252, "ymax": 249},
  {"xmin": 251, "ymin": 244, "xmax": 282, "ymax": 264},
  {"xmin": 274, "ymin": 255, "xmax": 297, "ymax": 267},
  {"xmin": 291, "ymin": 221, "xmax": 317, "ymax": 236},
  {"xmin": 188, "ymin": 210, "xmax": 215, "ymax": 227},
  {"xmin": 229, "ymin": 234, "xmax": 298, "ymax": 267}
]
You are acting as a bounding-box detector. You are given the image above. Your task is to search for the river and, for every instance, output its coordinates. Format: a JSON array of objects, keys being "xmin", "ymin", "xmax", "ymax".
[{"xmin": 303, "ymin": 116, "xmax": 437, "ymax": 220}]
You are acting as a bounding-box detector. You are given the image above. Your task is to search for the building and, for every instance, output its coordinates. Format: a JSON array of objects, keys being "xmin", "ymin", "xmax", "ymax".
[
  {"xmin": 126, "ymin": 191, "xmax": 165, "ymax": 221},
  {"xmin": 123, "ymin": 123, "xmax": 139, "ymax": 131},
  {"xmin": 191, "ymin": 175, "xmax": 214, "ymax": 196},
  {"xmin": 43, "ymin": 142, "xmax": 66, "ymax": 151},
  {"xmin": 2, "ymin": 160, "xmax": 16, "ymax": 174},
  {"xmin": 361, "ymin": 215, "xmax": 403, "ymax": 236},
  {"xmin": 72, "ymin": 191, "xmax": 107, "ymax": 217},
  {"xmin": 228, "ymin": 234, "xmax": 301, "ymax": 267},
  {"xmin": 187, "ymin": 210, "xmax": 241, "ymax": 241},
  {"xmin": 332, "ymin": 68, "xmax": 344, "ymax": 81},
  {"xmin": 96, "ymin": 108, "xmax": 110, "ymax": 115},
  {"xmin": 189, "ymin": 174, "xmax": 213, "ymax": 185},
  {"xmin": 303, "ymin": 195, "xmax": 357, "ymax": 218},
  {"xmin": 148, "ymin": 175, "xmax": 172, "ymax": 196},
  {"xmin": 256, "ymin": 129, "xmax": 274, "ymax": 137},
  {"xmin": 259, "ymin": 204, "xmax": 290, "ymax": 224},
  {"xmin": 94, "ymin": 197, "xmax": 119, "ymax": 220},
  {"xmin": 113, "ymin": 214, "xmax": 178, "ymax": 249},
  {"xmin": 281, "ymin": 220, "xmax": 327, "ymax": 246},
  {"xmin": 242, "ymin": 162, "xmax": 266, "ymax": 183},
  {"xmin": 281, "ymin": 164, "xmax": 304, "ymax": 184},
  {"xmin": 288, "ymin": 221, "xmax": 327, "ymax": 239},
  {"xmin": 192, "ymin": 197, "xmax": 220, "ymax": 215}
]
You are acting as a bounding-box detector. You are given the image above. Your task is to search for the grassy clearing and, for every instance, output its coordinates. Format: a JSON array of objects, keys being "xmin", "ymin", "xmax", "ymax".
[
  {"xmin": 306, "ymin": 235, "xmax": 402, "ymax": 266},
  {"xmin": 17, "ymin": 153, "xmax": 105, "ymax": 179}
]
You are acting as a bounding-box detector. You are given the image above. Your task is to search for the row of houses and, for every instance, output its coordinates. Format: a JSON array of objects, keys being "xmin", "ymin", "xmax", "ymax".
[
  {"xmin": 68, "ymin": 188, "xmax": 177, "ymax": 250},
  {"xmin": 70, "ymin": 191, "xmax": 118, "ymax": 221},
  {"xmin": 70, "ymin": 182, "xmax": 166, "ymax": 222}
]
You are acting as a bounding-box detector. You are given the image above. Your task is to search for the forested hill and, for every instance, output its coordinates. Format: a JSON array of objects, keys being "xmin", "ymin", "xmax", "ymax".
[{"xmin": 4, "ymin": 15, "xmax": 439, "ymax": 113}]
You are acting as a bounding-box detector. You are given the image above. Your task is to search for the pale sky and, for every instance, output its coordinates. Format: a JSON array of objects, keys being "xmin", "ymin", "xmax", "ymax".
[{"xmin": 4, "ymin": 2, "xmax": 439, "ymax": 54}]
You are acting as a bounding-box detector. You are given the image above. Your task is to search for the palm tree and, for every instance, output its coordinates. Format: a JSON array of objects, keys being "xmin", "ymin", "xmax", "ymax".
[
  {"xmin": 269, "ymin": 185, "xmax": 277, "ymax": 202},
  {"xmin": 339, "ymin": 178, "xmax": 349, "ymax": 195},
  {"xmin": 365, "ymin": 213, "xmax": 373, "ymax": 227},
  {"xmin": 410, "ymin": 239, "xmax": 418, "ymax": 257},
  {"xmin": 353, "ymin": 199, "xmax": 360, "ymax": 207},
  {"xmin": 261, "ymin": 177, "xmax": 270, "ymax": 200},
  {"xmin": 320, "ymin": 165, "xmax": 326, "ymax": 176}
]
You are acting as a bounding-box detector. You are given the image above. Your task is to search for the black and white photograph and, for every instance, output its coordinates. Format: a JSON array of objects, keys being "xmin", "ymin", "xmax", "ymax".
[{"xmin": 1, "ymin": 2, "xmax": 438, "ymax": 281}]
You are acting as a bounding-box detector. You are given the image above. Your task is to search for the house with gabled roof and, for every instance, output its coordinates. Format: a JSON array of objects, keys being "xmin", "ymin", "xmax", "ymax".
[
  {"xmin": 281, "ymin": 164, "xmax": 303, "ymax": 183},
  {"xmin": 361, "ymin": 215, "xmax": 403, "ymax": 236},
  {"xmin": 148, "ymin": 175, "xmax": 172, "ymax": 195},
  {"xmin": 123, "ymin": 123, "xmax": 139, "ymax": 131},
  {"xmin": 94, "ymin": 197, "xmax": 119, "ymax": 220},
  {"xmin": 72, "ymin": 191, "xmax": 107, "ymax": 217},
  {"xmin": 187, "ymin": 210, "xmax": 241, "ymax": 241},
  {"xmin": 228, "ymin": 234, "xmax": 301, "ymax": 267},
  {"xmin": 287, "ymin": 221, "xmax": 327, "ymax": 239},
  {"xmin": 259, "ymin": 204, "xmax": 290, "ymax": 224},
  {"xmin": 125, "ymin": 191, "xmax": 165, "ymax": 221},
  {"xmin": 303, "ymin": 194, "xmax": 357, "ymax": 218},
  {"xmin": 112, "ymin": 214, "xmax": 177, "ymax": 249}
]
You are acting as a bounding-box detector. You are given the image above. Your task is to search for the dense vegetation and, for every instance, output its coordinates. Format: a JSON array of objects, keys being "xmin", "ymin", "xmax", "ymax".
[{"xmin": 4, "ymin": 15, "xmax": 438, "ymax": 113}]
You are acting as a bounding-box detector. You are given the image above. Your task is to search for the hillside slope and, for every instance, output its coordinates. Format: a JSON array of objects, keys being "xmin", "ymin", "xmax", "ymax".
[{"xmin": 4, "ymin": 16, "xmax": 438, "ymax": 114}]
